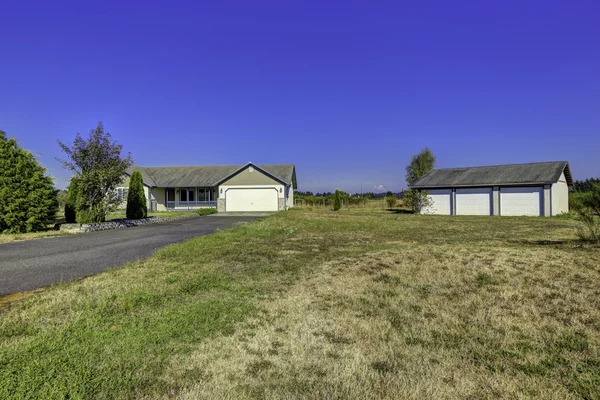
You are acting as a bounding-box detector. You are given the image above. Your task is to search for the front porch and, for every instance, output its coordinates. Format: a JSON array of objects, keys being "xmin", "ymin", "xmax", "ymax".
[{"xmin": 165, "ymin": 187, "xmax": 217, "ymax": 210}]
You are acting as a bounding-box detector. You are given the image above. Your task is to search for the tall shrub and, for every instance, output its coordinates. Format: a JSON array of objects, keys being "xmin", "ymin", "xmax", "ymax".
[
  {"xmin": 385, "ymin": 194, "xmax": 397, "ymax": 209},
  {"xmin": 333, "ymin": 190, "xmax": 342, "ymax": 211},
  {"xmin": 0, "ymin": 131, "xmax": 58, "ymax": 233},
  {"xmin": 405, "ymin": 147, "xmax": 436, "ymax": 213},
  {"xmin": 126, "ymin": 171, "xmax": 147, "ymax": 219},
  {"xmin": 572, "ymin": 183, "xmax": 600, "ymax": 243},
  {"xmin": 64, "ymin": 178, "xmax": 79, "ymax": 223}
]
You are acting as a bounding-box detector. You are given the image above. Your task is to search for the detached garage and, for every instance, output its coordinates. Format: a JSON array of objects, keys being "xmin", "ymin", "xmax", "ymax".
[{"xmin": 412, "ymin": 161, "xmax": 573, "ymax": 217}]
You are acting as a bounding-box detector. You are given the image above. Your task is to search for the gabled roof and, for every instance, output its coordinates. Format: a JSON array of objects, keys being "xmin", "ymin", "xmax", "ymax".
[
  {"xmin": 409, "ymin": 161, "xmax": 572, "ymax": 189},
  {"xmin": 126, "ymin": 163, "xmax": 297, "ymax": 188}
]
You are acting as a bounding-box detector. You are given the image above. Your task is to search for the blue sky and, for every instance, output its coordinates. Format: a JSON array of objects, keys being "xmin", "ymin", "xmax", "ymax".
[{"xmin": 1, "ymin": 1, "xmax": 598, "ymax": 192}]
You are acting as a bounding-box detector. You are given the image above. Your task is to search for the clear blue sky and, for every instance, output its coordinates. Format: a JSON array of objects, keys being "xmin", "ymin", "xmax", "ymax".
[{"xmin": 1, "ymin": 1, "xmax": 598, "ymax": 192}]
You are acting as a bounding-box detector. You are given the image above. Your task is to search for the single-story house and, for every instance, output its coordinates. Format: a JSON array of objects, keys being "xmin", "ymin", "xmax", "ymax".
[
  {"xmin": 117, "ymin": 162, "xmax": 297, "ymax": 212},
  {"xmin": 409, "ymin": 161, "xmax": 572, "ymax": 216}
]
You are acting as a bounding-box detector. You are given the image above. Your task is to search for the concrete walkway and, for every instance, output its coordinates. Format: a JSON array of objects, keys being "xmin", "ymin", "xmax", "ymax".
[{"xmin": 0, "ymin": 215, "xmax": 263, "ymax": 296}]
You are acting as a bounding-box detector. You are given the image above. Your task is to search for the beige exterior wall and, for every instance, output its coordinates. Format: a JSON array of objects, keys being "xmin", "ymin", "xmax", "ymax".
[
  {"xmin": 543, "ymin": 185, "xmax": 551, "ymax": 217},
  {"xmin": 119, "ymin": 175, "xmax": 131, "ymax": 188},
  {"xmin": 220, "ymin": 166, "xmax": 280, "ymax": 186},
  {"xmin": 492, "ymin": 186, "xmax": 500, "ymax": 216},
  {"xmin": 152, "ymin": 188, "xmax": 167, "ymax": 211},
  {"xmin": 289, "ymin": 187, "xmax": 294, "ymax": 209},
  {"xmin": 551, "ymin": 172, "xmax": 569, "ymax": 215},
  {"xmin": 115, "ymin": 175, "xmax": 131, "ymax": 209}
]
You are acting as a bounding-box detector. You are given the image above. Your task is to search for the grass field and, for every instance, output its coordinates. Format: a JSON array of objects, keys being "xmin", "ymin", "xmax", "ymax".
[{"xmin": 1, "ymin": 209, "xmax": 599, "ymax": 399}]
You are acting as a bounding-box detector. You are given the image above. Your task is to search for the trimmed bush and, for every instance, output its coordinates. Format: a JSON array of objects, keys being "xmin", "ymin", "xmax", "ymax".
[
  {"xmin": 197, "ymin": 208, "xmax": 218, "ymax": 216},
  {"xmin": 64, "ymin": 178, "xmax": 79, "ymax": 223},
  {"xmin": 0, "ymin": 131, "xmax": 58, "ymax": 233},
  {"xmin": 126, "ymin": 171, "xmax": 147, "ymax": 220}
]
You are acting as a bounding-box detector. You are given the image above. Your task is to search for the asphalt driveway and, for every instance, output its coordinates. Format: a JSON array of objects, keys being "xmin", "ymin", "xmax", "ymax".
[{"xmin": 0, "ymin": 215, "xmax": 264, "ymax": 296}]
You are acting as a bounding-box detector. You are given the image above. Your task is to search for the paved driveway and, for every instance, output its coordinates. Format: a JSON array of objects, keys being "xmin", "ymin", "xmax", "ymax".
[{"xmin": 0, "ymin": 215, "xmax": 264, "ymax": 296}]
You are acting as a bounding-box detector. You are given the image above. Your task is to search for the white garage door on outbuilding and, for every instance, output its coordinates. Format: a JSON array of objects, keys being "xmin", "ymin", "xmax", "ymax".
[
  {"xmin": 500, "ymin": 187, "xmax": 543, "ymax": 216},
  {"xmin": 225, "ymin": 188, "xmax": 279, "ymax": 212},
  {"xmin": 408, "ymin": 161, "xmax": 572, "ymax": 217},
  {"xmin": 456, "ymin": 188, "xmax": 492, "ymax": 215},
  {"xmin": 422, "ymin": 189, "xmax": 451, "ymax": 215}
]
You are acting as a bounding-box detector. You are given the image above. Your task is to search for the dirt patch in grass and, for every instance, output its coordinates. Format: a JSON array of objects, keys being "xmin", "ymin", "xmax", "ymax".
[{"xmin": 0, "ymin": 230, "xmax": 78, "ymax": 244}]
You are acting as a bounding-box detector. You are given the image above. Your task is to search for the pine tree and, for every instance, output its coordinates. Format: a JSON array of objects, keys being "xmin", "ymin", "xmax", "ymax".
[
  {"xmin": 126, "ymin": 171, "xmax": 147, "ymax": 219},
  {"xmin": 64, "ymin": 178, "xmax": 79, "ymax": 223},
  {"xmin": 0, "ymin": 131, "xmax": 59, "ymax": 233}
]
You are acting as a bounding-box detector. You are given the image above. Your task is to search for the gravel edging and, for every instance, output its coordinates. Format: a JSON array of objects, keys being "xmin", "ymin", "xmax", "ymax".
[{"xmin": 60, "ymin": 214, "xmax": 200, "ymax": 233}]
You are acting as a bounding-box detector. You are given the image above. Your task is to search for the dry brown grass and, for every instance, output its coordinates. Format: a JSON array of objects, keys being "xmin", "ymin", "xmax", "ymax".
[
  {"xmin": 153, "ymin": 210, "xmax": 600, "ymax": 400},
  {"xmin": 0, "ymin": 229, "xmax": 78, "ymax": 244}
]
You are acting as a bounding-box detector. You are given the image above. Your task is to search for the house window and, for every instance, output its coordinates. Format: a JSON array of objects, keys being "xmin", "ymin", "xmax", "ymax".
[
  {"xmin": 167, "ymin": 189, "xmax": 175, "ymax": 202},
  {"xmin": 198, "ymin": 188, "xmax": 206, "ymax": 201},
  {"xmin": 117, "ymin": 188, "xmax": 129, "ymax": 202},
  {"xmin": 188, "ymin": 189, "xmax": 195, "ymax": 202},
  {"xmin": 180, "ymin": 189, "xmax": 187, "ymax": 202}
]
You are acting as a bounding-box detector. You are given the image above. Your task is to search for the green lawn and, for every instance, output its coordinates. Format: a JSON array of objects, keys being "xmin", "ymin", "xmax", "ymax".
[{"xmin": 1, "ymin": 209, "xmax": 599, "ymax": 399}]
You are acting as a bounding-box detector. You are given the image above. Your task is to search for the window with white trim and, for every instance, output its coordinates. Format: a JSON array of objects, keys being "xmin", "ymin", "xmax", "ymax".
[{"xmin": 117, "ymin": 188, "xmax": 129, "ymax": 202}]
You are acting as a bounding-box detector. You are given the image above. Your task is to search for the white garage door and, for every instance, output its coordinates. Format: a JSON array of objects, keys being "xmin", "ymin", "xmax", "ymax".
[
  {"xmin": 225, "ymin": 188, "xmax": 279, "ymax": 212},
  {"xmin": 456, "ymin": 188, "xmax": 492, "ymax": 216},
  {"xmin": 500, "ymin": 187, "xmax": 543, "ymax": 216},
  {"xmin": 422, "ymin": 189, "xmax": 451, "ymax": 215}
]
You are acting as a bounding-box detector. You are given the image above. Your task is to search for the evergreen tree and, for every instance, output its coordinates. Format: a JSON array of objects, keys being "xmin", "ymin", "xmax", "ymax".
[
  {"xmin": 126, "ymin": 171, "xmax": 147, "ymax": 219},
  {"xmin": 0, "ymin": 131, "xmax": 58, "ymax": 233},
  {"xmin": 64, "ymin": 178, "xmax": 79, "ymax": 223},
  {"xmin": 333, "ymin": 190, "xmax": 342, "ymax": 211}
]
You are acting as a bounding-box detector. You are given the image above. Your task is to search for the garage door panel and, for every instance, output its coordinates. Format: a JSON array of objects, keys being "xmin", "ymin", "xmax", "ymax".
[
  {"xmin": 500, "ymin": 187, "xmax": 542, "ymax": 216},
  {"xmin": 423, "ymin": 189, "xmax": 451, "ymax": 215},
  {"xmin": 456, "ymin": 188, "xmax": 492, "ymax": 216},
  {"xmin": 225, "ymin": 188, "xmax": 278, "ymax": 212}
]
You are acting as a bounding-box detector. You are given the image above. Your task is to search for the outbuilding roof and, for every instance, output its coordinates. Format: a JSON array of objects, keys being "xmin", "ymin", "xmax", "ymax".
[
  {"xmin": 409, "ymin": 161, "xmax": 572, "ymax": 189},
  {"xmin": 126, "ymin": 163, "xmax": 297, "ymax": 188}
]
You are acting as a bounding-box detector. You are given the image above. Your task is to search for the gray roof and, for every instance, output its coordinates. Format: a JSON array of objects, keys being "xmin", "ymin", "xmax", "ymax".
[
  {"xmin": 410, "ymin": 161, "xmax": 572, "ymax": 189},
  {"xmin": 127, "ymin": 163, "xmax": 296, "ymax": 188}
]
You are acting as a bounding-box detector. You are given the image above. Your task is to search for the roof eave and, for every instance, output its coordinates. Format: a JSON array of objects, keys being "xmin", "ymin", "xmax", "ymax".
[
  {"xmin": 409, "ymin": 181, "xmax": 557, "ymax": 189},
  {"xmin": 124, "ymin": 170, "xmax": 153, "ymax": 188},
  {"xmin": 212, "ymin": 162, "xmax": 290, "ymax": 186}
]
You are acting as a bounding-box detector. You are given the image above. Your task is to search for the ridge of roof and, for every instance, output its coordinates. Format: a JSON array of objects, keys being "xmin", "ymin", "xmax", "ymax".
[
  {"xmin": 410, "ymin": 161, "xmax": 572, "ymax": 188},
  {"xmin": 429, "ymin": 160, "xmax": 568, "ymax": 171}
]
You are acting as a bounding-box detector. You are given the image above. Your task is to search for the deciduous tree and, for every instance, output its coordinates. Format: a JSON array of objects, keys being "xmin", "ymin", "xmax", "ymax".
[
  {"xmin": 405, "ymin": 148, "xmax": 436, "ymax": 213},
  {"xmin": 57, "ymin": 122, "xmax": 133, "ymax": 223}
]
